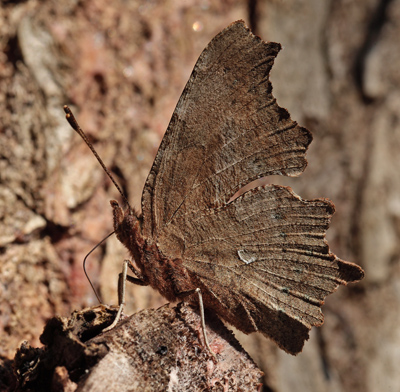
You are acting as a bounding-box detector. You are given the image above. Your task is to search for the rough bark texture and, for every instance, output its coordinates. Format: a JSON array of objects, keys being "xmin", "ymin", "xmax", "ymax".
[
  {"xmin": 1, "ymin": 1, "xmax": 398, "ymax": 391},
  {"xmin": 13, "ymin": 303, "xmax": 262, "ymax": 391}
]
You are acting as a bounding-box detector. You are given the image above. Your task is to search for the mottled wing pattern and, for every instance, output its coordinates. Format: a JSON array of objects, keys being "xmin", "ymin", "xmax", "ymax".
[
  {"xmin": 140, "ymin": 20, "xmax": 364, "ymax": 354},
  {"xmin": 141, "ymin": 21, "xmax": 311, "ymax": 238},
  {"xmin": 158, "ymin": 185, "xmax": 363, "ymax": 353}
]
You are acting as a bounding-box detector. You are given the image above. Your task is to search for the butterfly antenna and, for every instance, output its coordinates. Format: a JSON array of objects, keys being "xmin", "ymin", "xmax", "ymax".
[
  {"xmin": 63, "ymin": 105, "xmax": 132, "ymax": 211},
  {"xmin": 83, "ymin": 230, "xmax": 115, "ymax": 304}
]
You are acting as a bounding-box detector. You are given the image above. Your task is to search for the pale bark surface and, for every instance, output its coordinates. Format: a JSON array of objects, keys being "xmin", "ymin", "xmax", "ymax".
[
  {"xmin": 1, "ymin": 1, "xmax": 398, "ymax": 391},
  {"xmin": 14, "ymin": 303, "xmax": 262, "ymax": 391}
]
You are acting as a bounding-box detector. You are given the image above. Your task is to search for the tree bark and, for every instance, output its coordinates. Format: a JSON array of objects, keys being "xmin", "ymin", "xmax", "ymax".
[{"xmin": 1, "ymin": 1, "xmax": 398, "ymax": 391}]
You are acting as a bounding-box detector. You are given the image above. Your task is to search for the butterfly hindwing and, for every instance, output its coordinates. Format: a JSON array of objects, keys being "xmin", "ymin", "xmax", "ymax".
[{"xmin": 156, "ymin": 184, "xmax": 363, "ymax": 353}]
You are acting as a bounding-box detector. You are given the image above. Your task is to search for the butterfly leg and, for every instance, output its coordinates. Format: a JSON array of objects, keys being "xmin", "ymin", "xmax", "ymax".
[
  {"xmin": 176, "ymin": 288, "xmax": 217, "ymax": 361},
  {"xmin": 103, "ymin": 259, "xmax": 149, "ymax": 332}
]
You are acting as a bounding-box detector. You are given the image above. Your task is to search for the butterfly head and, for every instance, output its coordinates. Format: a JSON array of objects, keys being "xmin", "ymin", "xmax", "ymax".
[{"xmin": 110, "ymin": 199, "xmax": 141, "ymax": 250}]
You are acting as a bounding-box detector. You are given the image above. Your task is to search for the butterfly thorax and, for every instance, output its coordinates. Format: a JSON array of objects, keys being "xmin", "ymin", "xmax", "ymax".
[
  {"xmin": 110, "ymin": 199, "xmax": 196, "ymax": 302},
  {"xmin": 110, "ymin": 200, "xmax": 146, "ymax": 271},
  {"xmin": 141, "ymin": 241, "xmax": 198, "ymax": 302}
]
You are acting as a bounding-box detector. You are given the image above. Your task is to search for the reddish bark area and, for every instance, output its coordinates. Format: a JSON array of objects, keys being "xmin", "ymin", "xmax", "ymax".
[{"xmin": 1, "ymin": 1, "xmax": 398, "ymax": 391}]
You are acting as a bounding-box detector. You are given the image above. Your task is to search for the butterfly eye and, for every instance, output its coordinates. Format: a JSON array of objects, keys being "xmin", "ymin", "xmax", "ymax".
[{"xmin": 110, "ymin": 200, "xmax": 124, "ymax": 227}]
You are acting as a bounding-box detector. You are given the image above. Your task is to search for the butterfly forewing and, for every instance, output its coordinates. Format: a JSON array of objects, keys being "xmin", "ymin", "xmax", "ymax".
[{"xmin": 141, "ymin": 21, "xmax": 312, "ymax": 238}]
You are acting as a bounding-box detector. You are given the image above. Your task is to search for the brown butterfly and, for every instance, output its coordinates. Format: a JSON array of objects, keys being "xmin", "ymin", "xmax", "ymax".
[{"xmin": 64, "ymin": 20, "xmax": 364, "ymax": 356}]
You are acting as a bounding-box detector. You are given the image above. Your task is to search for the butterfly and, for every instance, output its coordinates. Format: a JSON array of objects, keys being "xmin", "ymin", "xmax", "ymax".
[{"xmin": 64, "ymin": 20, "xmax": 364, "ymax": 356}]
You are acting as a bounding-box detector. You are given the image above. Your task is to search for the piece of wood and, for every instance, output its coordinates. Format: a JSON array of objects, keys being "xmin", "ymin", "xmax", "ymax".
[{"xmin": 13, "ymin": 303, "xmax": 262, "ymax": 391}]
